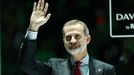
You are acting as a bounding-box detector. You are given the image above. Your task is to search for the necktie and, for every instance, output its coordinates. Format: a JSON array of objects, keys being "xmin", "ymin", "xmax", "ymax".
[{"xmin": 74, "ymin": 61, "xmax": 81, "ymax": 75}]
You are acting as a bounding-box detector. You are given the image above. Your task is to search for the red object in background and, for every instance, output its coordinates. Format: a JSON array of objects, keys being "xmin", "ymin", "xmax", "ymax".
[{"xmin": 96, "ymin": 16, "xmax": 105, "ymax": 26}]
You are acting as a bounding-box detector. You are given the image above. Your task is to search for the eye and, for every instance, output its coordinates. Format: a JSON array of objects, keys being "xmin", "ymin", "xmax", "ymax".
[
  {"xmin": 65, "ymin": 35, "xmax": 71, "ymax": 41},
  {"xmin": 75, "ymin": 34, "xmax": 81, "ymax": 39}
]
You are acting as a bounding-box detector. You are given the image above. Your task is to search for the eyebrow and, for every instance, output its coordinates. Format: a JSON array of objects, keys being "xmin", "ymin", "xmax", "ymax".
[{"xmin": 65, "ymin": 33, "xmax": 81, "ymax": 36}]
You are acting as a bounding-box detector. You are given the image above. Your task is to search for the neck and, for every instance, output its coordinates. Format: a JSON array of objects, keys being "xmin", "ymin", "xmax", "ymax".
[{"xmin": 71, "ymin": 49, "xmax": 88, "ymax": 61}]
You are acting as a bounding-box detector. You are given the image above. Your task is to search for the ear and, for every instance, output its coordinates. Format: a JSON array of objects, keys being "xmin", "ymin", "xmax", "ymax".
[{"xmin": 86, "ymin": 35, "xmax": 91, "ymax": 44}]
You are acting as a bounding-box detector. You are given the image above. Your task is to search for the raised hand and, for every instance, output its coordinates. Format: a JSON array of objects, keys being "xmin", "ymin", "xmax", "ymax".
[{"xmin": 28, "ymin": 0, "xmax": 51, "ymax": 31}]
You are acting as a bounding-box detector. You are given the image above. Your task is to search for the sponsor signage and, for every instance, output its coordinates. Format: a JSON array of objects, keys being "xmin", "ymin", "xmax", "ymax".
[{"xmin": 109, "ymin": 0, "xmax": 134, "ymax": 38}]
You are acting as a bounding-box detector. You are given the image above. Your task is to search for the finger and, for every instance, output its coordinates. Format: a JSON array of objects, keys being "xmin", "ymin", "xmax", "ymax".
[
  {"xmin": 40, "ymin": 0, "xmax": 44, "ymax": 11},
  {"xmin": 33, "ymin": 2, "xmax": 37, "ymax": 11},
  {"xmin": 44, "ymin": 13, "xmax": 51, "ymax": 23},
  {"xmin": 37, "ymin": 0, "xmax": 41, "ymax": 10},
  {"xmin": 43, "ymin": 2, "xmax": 48, "ymax": 16}
]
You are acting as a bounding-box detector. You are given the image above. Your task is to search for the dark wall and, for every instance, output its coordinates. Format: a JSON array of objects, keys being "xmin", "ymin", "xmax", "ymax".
[{"xmin": 1, "ymin": 0, "xmax": 134, "ymax": 75}]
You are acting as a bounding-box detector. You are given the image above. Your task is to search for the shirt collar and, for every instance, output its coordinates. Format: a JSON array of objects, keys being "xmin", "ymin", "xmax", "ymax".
[{"xmin": 70, "ymin": 54, "xmax": 89, "ymax": 66}]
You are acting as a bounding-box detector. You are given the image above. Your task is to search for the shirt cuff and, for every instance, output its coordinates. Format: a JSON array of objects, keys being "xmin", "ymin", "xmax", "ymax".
[{"xmin": 25, "ymin": 30, "xmax": 38, "ymax": 40}]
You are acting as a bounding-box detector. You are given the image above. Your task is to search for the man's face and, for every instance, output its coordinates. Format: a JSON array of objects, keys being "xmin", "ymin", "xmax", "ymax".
[{"xmin": 63, "ymin": 24, "xmax": 90, "ymax": 56}]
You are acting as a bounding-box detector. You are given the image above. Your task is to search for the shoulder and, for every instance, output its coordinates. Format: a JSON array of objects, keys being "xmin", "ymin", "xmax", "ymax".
[
  {"xmin": 48, "ymin": 58, "xmax": 68, "ymax": 66},
  {"xmin": 92, "ymin": 58, "xmax": 114, "ymax": 69},
  {"xmin": 91, "ymin": 58, "xmax": 116, "ymax": 75},
  {"xmin": 49, "ymin": 58, "xmax": 67, "ymax": 62}
]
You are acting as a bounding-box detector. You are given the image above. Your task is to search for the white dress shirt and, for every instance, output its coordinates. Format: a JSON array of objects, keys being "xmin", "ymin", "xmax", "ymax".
[{"xmin": 25, "ymin": 31, "xmax": 38, "ymax": 40}]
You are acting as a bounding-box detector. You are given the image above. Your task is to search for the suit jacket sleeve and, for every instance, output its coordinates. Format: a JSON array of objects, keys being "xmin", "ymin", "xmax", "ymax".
[{"xmin": 19, "ymin": 38, "xmax": 51, "ymax": 75}]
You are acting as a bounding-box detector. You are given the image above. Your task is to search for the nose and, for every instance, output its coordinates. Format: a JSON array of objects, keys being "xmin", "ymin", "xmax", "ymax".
[{"xmin": 70, "ymin": 36, "xmax": 77, "ymax": 44}]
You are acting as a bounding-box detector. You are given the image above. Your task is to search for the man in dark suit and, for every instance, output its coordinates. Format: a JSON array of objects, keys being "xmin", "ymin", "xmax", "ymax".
[{"xmin": 19, "ymin": 0, "xmax": 116, "ymax": 75}]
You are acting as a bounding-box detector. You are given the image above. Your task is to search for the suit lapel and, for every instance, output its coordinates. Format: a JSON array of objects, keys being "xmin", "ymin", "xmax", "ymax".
[
  {"xmin": 95, "ymin": 65, "xmax": 103, "ymax": 75},
  {"xmin": 89, "ymin": 58, "xmax": 103, "ymax": 75},
  {"xmin": 89, "ymin": 58, "xmax": 96, "ymax": 75},
  {"xmin": 60, "ymin": 59, "xmax": 72, "ymax": 75}
]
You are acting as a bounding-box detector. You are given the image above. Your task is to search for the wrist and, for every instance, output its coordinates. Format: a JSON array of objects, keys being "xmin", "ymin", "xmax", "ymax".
[{"xmin": 28, "ymin": 22, "xmax": 40, "ymax": 31}]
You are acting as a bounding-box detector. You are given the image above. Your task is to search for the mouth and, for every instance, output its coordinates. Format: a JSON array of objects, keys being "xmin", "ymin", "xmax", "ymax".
[
  {"xmin": 68, "ymin": 44, "xmax": 80, "ymax": 49},
  {"xmin": 69, "ymin": 46, "xmax": 77, "ymax": 49}
]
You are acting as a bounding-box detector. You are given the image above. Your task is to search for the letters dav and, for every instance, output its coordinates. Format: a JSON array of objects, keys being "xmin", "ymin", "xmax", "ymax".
[
  {"xmin": 116, "ymin": 13, "xmax": 134, "ymax": 21},
  {"xmin": 116, "ymin": 13, "xmax": 134, "ymax": 30}
]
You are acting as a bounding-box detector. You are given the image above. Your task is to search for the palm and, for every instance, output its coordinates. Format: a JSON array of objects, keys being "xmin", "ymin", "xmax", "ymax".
[
  {"xmin": 30, "ymin": 0, "xmax": 51, "ymax": 28},
  {"xmin": 31, "ymin": 11, "xmax": 47, "ymax": 26}
]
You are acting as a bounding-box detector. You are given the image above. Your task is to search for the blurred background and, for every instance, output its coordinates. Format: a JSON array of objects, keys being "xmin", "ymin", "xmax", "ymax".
[{"xmin": 1, "ymin": 0, "xmax": 134, "ymax": 75}]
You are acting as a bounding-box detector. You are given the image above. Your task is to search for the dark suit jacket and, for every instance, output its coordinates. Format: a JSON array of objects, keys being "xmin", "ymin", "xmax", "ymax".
[{"xmin": 19, "ymin": 38, "xmax": 116, "ymax": 75}]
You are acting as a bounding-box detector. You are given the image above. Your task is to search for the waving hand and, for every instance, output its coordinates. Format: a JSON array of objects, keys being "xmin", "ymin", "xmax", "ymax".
[{"xmin": 29, "ymin": 0, "xmax": 51, "ymax": 31}]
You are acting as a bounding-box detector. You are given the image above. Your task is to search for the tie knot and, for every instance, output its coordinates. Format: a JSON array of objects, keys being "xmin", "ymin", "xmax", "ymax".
[{"xmin": 75, "ymin": 61, "xmax": 81, "ymax": 67}]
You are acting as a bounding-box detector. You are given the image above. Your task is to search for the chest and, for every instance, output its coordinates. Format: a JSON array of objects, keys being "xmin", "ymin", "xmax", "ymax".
[{"xmin": 50, "ymin": 64, "xmax": 103, "ymax": 75}]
